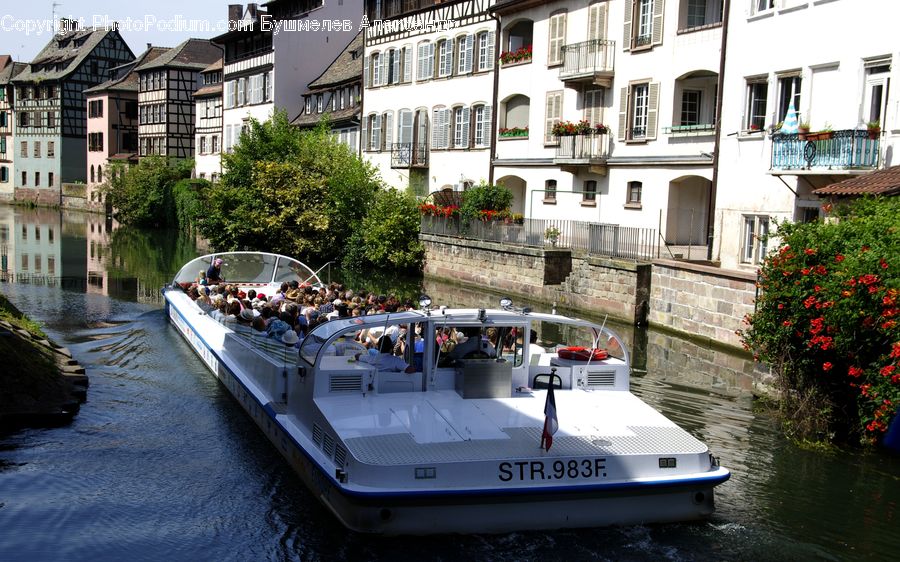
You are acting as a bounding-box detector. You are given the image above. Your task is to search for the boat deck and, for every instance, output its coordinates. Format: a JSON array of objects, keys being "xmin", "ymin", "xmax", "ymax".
[{"xmin": 315, "ymin": 390, "xmax": 708, "ymax": 465}]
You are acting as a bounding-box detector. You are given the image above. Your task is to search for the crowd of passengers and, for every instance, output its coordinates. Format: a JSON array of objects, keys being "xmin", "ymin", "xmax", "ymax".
[{"xmin": 180, "ymin": 273, "xmax": 543, "ymax": 372}]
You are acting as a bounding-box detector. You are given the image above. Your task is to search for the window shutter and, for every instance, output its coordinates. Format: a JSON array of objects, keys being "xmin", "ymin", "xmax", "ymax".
[
  {"xmin": 484, "ymin": 32, "xmax": 495, "ymax": 71},
  {"xmin": 618, "ymin": 87, "xmax": 628, "ymax": 141},
  {"xmin": 372, "ymin": 114, "xmax": 382, "ymax": 151},
  {"xmin": 548, "ymin": 14, "xmax": 566, "ymax": 66},
  {"xmin": 417, "ymin": 44, "xmax": 427, "ymax": 81},
  {"xmin": 373, "ymin": 54, "xmax": 382, "ymax": 86},
  {"xmin": 361, "ymin": 116, "xmax": 368, "ymax": 151},
  {"xmin": 384, "ymin": 111, "xmax": 393, "ymax": 149},
  {"xmin": 646, "ymin": 82, "xmax": 660, "ymax": 140},
  {"xmin": 651, "ymin": 0, "xmax": 665, "ymax": 46},
  {"xmin": 584, "ymin": 89, "xmax": 603, "ymax": 127},
  {"xmin": 403, "ymin": 46, "xmax": 412, "ymax": 82},
  {"xmin": 482, "ymin": 105, "xmax": 492, "ymax": 146},
  {"xmin": 427, "ymin": 43, "xmax": 435, "ymax": 79},
  {"xmin": 432, "ymin": 108, "xmax": 442, "ymax": 148},
  {"xmin": 589, "ymin": 2, "xmax": 608, "ymax": 41},
  {"xmin": 623, "ymin": 0, "xmax": 633, "ymax": 51},
  {"xmin": 400, "ymin": 110, "xmax": 413, "ymax": 144},
  {"xmin": 544, "ymin": 92, "xmax": 562, "ymax": 144},
  {"xmin": 459, "ymin": 106, "xmax": 470, "ymax": 148},
  {"xmin": 381, "ymin": 53, "xmax": 390, "ymax": 87},
  {"xmin": 458, "ymin": 35, "xmax": 473, "ymax": 74},
  {"xmin": 364, "ymin": 55, "xmax": 370, "ymax": 87},
  {"xmin": 442, "ymin": 108, "xmax": 451, "ymax": 149},
  {"xmin": 391, "ymin": 50, "xmax": 400, "ymax": 84}
]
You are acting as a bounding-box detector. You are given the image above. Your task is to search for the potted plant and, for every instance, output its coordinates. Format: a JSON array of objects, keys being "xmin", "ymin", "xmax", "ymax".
[
  {"xmin": 545, "ymin": 225, "xmax": 560, "ymax": 247},
  {"xmin": 867, "ymin": 120, "xmax": 881, "ymax": 140},
  {"xmin": 798, "ymin": 121, "xmax": 810, "ymax": 140},
  {"xmin": 594, "ymin": 123, "xmax": 609, "ymax": 134}
]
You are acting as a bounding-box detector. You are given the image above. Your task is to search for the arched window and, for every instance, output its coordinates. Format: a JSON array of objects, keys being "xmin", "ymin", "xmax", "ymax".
[
  {"xmin": 452, "ymin": 105, "xmax": 470, "ymax": 148},
  {"xmin": 90, "ymin": 165, "xmax": 95, "ymax": 183},
  {"xmin": 97, "ymin": 165, "xmax": 103, "ymax": 182},
  {"xmin": 502, "ymin": 94, "xmax": 530, "ymax": 130}
]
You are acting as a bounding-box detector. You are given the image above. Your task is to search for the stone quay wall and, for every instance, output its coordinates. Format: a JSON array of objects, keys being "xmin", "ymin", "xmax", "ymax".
[{"xmin": 423, "ymin": 234, "xmax": 757, "ymax": 351}]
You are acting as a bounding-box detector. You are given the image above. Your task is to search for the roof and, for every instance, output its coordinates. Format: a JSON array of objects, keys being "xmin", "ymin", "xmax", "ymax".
[
  {"xmin": 291, "ymin": 106, "xmax": 360, "ymax": 128},
  {"xmin": 13, "ymin": 27, "xmax": 124, "ymax": 82},
  {"xmin": 202, "ymin": 58, "xmax": 223, "ymax": 73},
  {"xmin": 83, "ymin": 47, "xmax": 170, "ymax": 94},
  {"xmin": 814, "ymin": 166, "xmax": 900, "ymax": 197},
  {"xmin": 0, "ymin": 61, "xmax": 27, "ymax": 85},
  {"xmin": 136, "ymin": 39, "xmax": 222, "ymax": 72},
  {"xmin": 193, "ymin": 83, "xmax": 223, "ymax": 98},
  {"xmin": 307, "ymin": 32, "xmax": 363, "ymax": 90}
]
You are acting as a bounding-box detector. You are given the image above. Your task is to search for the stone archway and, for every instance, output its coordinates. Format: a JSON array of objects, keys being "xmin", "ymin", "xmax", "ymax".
[
  {"xmin": 495, "ymin": 175, "xmax": 526, "ymax": 215},
  {"xmin": 666, "ymin": 175, "xmax": 711, "ymax": 249}
]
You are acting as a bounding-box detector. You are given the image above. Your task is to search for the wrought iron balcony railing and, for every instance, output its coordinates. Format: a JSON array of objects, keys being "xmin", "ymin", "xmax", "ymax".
[
  {"xmin": 559, "ymin": 40, "xmax": 616, "ymax": 83},
  {"xmin": 390, "ymin": 143, "xmax": 428, "ymax": 168},
  {"xmin": 554, "ymin": 131, "xmax": 610, "ymax": 162},
  {"xmin": 771, "ymin": 129, "xmax": 880, "ymax": 171}
]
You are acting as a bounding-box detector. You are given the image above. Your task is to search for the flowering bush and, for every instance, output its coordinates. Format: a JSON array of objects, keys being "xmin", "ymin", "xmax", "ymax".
[
  {"xmin": 499, "ymin": 45, "xmax": 533, "ymax": 65},
  {"xmin": 739, "ymin": 197, "xmax": 900, "ymax": 445},
  {"xmin": 545, "ymin": 225, "xmax": 560, "ymax": 241},
  {"xmin": 419, "ymin": 203, "xmax": 459, "ymax": 218},
  {"xmin": 552, "ymin": 120, "xmax": 606, "ymax": 136}
]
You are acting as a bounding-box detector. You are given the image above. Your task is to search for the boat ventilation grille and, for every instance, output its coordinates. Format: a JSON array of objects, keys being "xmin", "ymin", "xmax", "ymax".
[
  {"xmin": 334, "ymin": 444, "xmax": 347, "ymax": 467},
  {"xmin": 586, "ymin": 370, "xmax": 616, "ymax": 387},
  {"xmin": 322, "ymin": 433, "xmax": 336, "ymax": 458},
  {"xmin": 312, "ymin": 424, "xmax": 323, "ymax": 447},
  {"xmin": 330, "ymin": 374, "xmax": 362, "ymax": 392}
]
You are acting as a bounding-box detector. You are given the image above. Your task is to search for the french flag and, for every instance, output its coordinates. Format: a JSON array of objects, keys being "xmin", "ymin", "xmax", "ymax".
[{"xmin": 540, "ymin": 383, "xmax": 558, "ymax": 451}]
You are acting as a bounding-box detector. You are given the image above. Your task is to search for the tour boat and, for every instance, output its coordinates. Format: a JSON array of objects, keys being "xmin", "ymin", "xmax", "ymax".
[{"xmin": 163, "ymin": 252, "xmax": 730, "ymax": 535}]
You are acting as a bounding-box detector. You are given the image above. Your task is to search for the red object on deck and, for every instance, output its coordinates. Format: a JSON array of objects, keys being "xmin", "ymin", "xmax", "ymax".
[{"xmin": 557, "ymin": 346, "xmax": 608, "ymax": 361}]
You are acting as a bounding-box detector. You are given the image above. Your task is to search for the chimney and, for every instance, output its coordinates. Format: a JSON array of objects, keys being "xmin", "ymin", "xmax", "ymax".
[
  {"xmin": 146, "ymin": 43, "xmax": 152, "ymax": 51},
  {"xmin": 228, "ymin": 4, "xmax": 243, "ymax": 22},
  {"xmin": 247, "ymin": 3, "xmax": 258, "ymax": 18}
]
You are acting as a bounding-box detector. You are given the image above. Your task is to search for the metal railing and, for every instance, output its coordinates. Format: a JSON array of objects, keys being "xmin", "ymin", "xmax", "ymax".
[
  {"xmin": 559, "ymin": 39, "xmax": 616, "ymax": 80},
  {"xmin": 391, "ymin": 143, "xmax": 428, "ymax": 168},
  {"xmin": 554, "ymin": 132, "xmax": 610, "ymax": 161},
  {"xmin": 771, "ymin": 129, "xmax": 880, "ymax": 170},
  {"xmin": 421, "ymin": 216, "xmax": 657, "ymax": 261}
]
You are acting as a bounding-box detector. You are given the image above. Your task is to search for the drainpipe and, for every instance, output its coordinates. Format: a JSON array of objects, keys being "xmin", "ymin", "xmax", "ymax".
[
  {"xmin": 488, "ymin": 10, "xmax": 501, "ymax": 186},
  {"xmin": 708, "ymin": 0, "xmax": 730, "ymax": 261},
  {"xmin": 358, "ymin": 27, "xmax": 366, "ymax": 160}
]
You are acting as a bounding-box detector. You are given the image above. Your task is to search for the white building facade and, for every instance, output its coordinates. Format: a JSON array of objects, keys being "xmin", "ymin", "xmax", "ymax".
[
  {"xmin": 194, "ymin": 60, "xmax": 224, "ymax": 181},
  {"xmin": 362, "ymin": 0, "xmax": 497, "ymax": 195},
  {"xmin": 715, "ymin": 0, "xmax": 899, "ymax": 270}
]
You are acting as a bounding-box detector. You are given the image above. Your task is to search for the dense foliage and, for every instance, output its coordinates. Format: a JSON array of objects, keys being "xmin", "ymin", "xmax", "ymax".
[
  {"xmin": 740, "ymin": 197, "xmax": 900, "ymax": 445},
  {"xmin": 458, "ymin": 181, "xmax": 514, "ymax": 224},
  {"xmin": 342, "ymin": 188, "xmax": 424, "ymax": 271},
  {"xmin": 103, "ymin": 156, "xmax": 194, "ymax": 227},
  {"xmin": 196, "ymin": 112, "xmax": 383, "ymax": 264}
]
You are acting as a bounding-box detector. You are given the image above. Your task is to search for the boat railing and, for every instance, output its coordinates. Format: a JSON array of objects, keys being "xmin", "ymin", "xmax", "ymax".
[{"xmin": 211, "ymin": 315, "xmax": 300, "ymax": 366}]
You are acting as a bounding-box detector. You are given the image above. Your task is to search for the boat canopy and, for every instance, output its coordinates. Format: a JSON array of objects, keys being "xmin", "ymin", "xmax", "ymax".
[{"xmin": 171, "ymin": 252, "xmax": 323, "ymax": 287}]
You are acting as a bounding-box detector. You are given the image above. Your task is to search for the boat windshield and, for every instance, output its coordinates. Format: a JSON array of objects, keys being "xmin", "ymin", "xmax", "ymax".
[
  {"xmin": 171, "ymin": 252, "xmax": 321, "ymax": 286},
  {"xmin": 299, "ymin": 312, "xmax": 423, "ymax": 366}
]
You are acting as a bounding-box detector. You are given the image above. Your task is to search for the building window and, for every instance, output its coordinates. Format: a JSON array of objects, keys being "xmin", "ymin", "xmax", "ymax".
[
  {"xmin": 0, "ymin": 166, "xmax": 7, "ymax": 183},
  {"xmin": 211, "ymin": 135, "xmax": 219, "ymax": 154},
  {"xmin": 317, "ymin": 95, "xmax": 324, "ymax": 113},
  {"xmin": 635, "ymin": 0, "xmax": 653, "ymax": 47},
  {"xmin": 583, "ymin": 180, "xmax": 597, "ymax": 202},
  {"xmin": 200, "ymin": 136, "xmax": 207, "ymax": 155},
  {"xmin": 91, "ymin": 165, "xmax": 95, "ymax": 183},
  {"xmin": 631, "ymin": 84, "xmax": 649, "ymax": 138},
  {"xmin": 742, "ymin": 215, "xmax": 770, "ymax": 264},
  {"xmin": 544, "ymin": 179, "xmax": 557, "ymax": 202},
  {"xmin": 367, "ymin": 113, "xmax": 382, "ymax": 151},
  {"xmin": 864, "ymin": 62, "xmax": 890, "ymax": 125},
  {"xmin": 686, "ymin": 0, "xmax": 723, "ymax": 28},
  {"xmin": 21, "ymin": 171, "xmax": 26, "ymax": 186},
  {"xmin": 35, "ymin": 172, "xmax": 40, "ymax": 186},
  {"xmin": 452, "ymin": 106, "xmax": 470, "ymax": 148},
  {"xmin": 544, "ymin": 91, "xmax": 563, "ymax": 144},
  {"xmin": 584, "ymin": 89, "xmax": 604, "ymax": 128},
  {"xmin": 388, "ymin": 48, "xmax": 401, "ymax": 85},
  {"xmin": 47, "ymin": 112, "xmax": 55, "ymax": 128},
  {"xmin": 745, "ymin": 79, "xmax": 768, "ymax": 130},
  {"xmin": 48, "ymin": 172, "xmax": 54, "ymax": 187},
  {"xmin": 265, "ymin": 71, "xmax": 272, "ymax": 102},
  {"xmin": 777, "ymin": 75, "xmax": 801, "ymax": 126},
  {"xmin": 680, "ymin": 90, "xmax": 701, "ymax": 126},
  {"xmin": 416, "ymin": 42, "xmax": 435, "ymax": 81},
  {"xmin": 627, "ymin": 181, "xmax": 643, "ymax": 205},
  {"xmin": 431, "ymin": 106, "xmax": 451, "ymax": 149},
  {"xmin": 97, "ymin": 167, "xmax": 102, "ymax": 182},
  {"xmin": 47, "ymin": 141, "xmax": 54, "ymax": 158},
  {"xmin": 457, "ymin": 34, "xmax": 474, "ymax": 74},
  {"xmin": 547, "ymin": 12, "xmax": 567, "ymax": 66},
  {"xmin": 89, "ymin": 133, "xmax": 104, "ymax": 152},
  {"xmin": 89, "ymin": 100, "xmax": 103, "ymax": 118},
  {"xmin": 237, "ymin": 77, "xmax": 246, "ymax": 106},
  {"xmin": 752, "ymin": 0, "xmax": 775, "ymax": 15},
  {"xmin": 19, "ymin": 112, "xmax": 29, "ymax": 127},
  {"xmin": 473, "ymin": 104, "xmax": 491, "ymax": 147},
  {"xmin": 34, "ymin": 141, "xmax": 41, "ymax": 158},
  {"xmin": 437, "ymin": 40, "xmax": 453, "ymax": 78},
  {"xmin": 381, "ymin": 110, "xmax": 393, "ymax": 151},
  {"xmin": 477, "ymin": 31, "xmax": 495, "ymax": 72},
  {"xmin": 21, "ymin": 141, "xmax": 27, "ymax": 158}
]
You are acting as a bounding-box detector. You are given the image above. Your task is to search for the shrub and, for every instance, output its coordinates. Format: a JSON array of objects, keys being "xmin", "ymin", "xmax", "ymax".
[
  {"xmin": 739, "ymin": 197, "xmax": 900, "ymax": 445},
  {"xmin": 103, "ymin": 156, "xmax": 192, "ymax": 227},
  {"xmin": 342, "ymin": 188, "xmax": 424, "ymax": 271},
  {"xmin": 458, "ymin": 181, "xmax": 513, "ymax": 225}
]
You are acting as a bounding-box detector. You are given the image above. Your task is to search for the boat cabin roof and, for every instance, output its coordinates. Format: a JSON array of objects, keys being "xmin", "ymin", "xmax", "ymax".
[{"xmin": 172, "ymin": 251, "xmax": 322, "ymax": 287}]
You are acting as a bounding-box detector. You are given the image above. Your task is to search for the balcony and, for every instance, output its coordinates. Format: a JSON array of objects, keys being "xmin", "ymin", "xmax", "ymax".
[
  {"xmin": 553, "ymin": 131, "xmax": 610, "ymax": 173},
  {"xmin": 559, "ymin": 40, "xmax": 615, "ymax": 87},
  {"xmin": 771, "ymin": 130, "xmax": 880, "ymax": 174},
  {"xmin": 390, "ymin": 143, "xmax": 428, "ymax": 169}
]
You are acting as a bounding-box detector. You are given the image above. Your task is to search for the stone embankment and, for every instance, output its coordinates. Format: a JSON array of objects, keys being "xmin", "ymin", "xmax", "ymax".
[{"xmin": 0, "ymin": 297, "xmax": 88, "ymax": 430}]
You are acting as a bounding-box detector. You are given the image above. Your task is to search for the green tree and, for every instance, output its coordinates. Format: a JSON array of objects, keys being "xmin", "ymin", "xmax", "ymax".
[
  {"xmin": 740, "ymin": 196, "xmax": 900, "ymax": 445},
  {"xmin": 459, "ymin": 181, "xmax": 514, "ymax": 224},
  {"xmin": 197, "ymin": 111, "xmax": 381, "ymax": 264},
  {"xmin": 103, "ymin": 156, "xmax": 193, "ymax": 227},
  {"xmin": 342, "ymin": 188, "xmax": 425, "ymax": 271}
]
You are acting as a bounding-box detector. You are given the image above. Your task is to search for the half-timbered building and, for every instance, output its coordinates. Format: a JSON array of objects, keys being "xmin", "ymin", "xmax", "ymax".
[
  {"xmin": 193, "ymin": 59, "xmax": 224, "ymax": 181},
  {"xmin": 136, "ymin": 39, "xmax": 222, "ymax": 160},
  {"xmin": 0, "ymin": 57, "xmax": 26, "ymax": 201},
  {"xmin": 84, "ymin": 46, "xmax": 170, "ymax": 209},
  {"xmin": 12, "ymin": 21, "xmax": 135, "ymax": 204},
  {"xmin": 292, "ymin": 32, "xmax": 363, "ymax": 152},
  {"xmin": 362, "ymin": 0, "xmax": 498, "ymax": 195},
  {"xmin": 215, "ymin": 2, "xmax": 362, "ymax": 155}
]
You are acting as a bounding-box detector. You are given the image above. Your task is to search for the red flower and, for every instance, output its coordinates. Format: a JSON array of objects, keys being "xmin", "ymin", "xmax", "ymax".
[
  {"xmin": 782, "ymin": 320, "xmax": 793, "ymax": 327},
  {"xmin": 804, "ymin": 296, "xmax": 817, "ymax": 309},
  {"xmin": 801, "ymin": 268, "xmax": 810, "ymax": 275},
  {"xmin": 805, "ymin": 248, "xmax": 816, "ymax": 255},
  {"xmin": 890, "ymin": 342, "xmax": 900, "ymax": 359},
  {"xmin": 880, "ymin": 258, "xmax": 889, "ymax": 269},
  {"xmin": 848, "ymin": 366, "xmax": 864, "ymax": 378},
  {"xmin": 880, "ymin": 365, "xmax": 896, "ymax": 377},
  {"xmin": 882, "ymin": 320, "xmax": 897, "ymax": 330},
  {"xmin": 822, "ymin": 362, "xmax": 833, "ymax": 371}
]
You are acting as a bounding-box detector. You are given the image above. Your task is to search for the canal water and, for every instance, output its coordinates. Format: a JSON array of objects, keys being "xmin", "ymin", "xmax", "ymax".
[{"xmin": 1, "ymin": 205, "xmax": 898, "ymax": 561}]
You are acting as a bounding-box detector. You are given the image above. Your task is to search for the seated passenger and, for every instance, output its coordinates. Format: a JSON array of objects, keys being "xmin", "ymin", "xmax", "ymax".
[
  {"xmin": 206, "ymin": 258, "xmax": 224, "ymax": 284},
  {"xmin": 356, "ymin": 336, "xmax": 415, "ymax": 373},
  {"xmin": 449, "ymin": 327, "xmax": 496, "ymax": 359}
]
